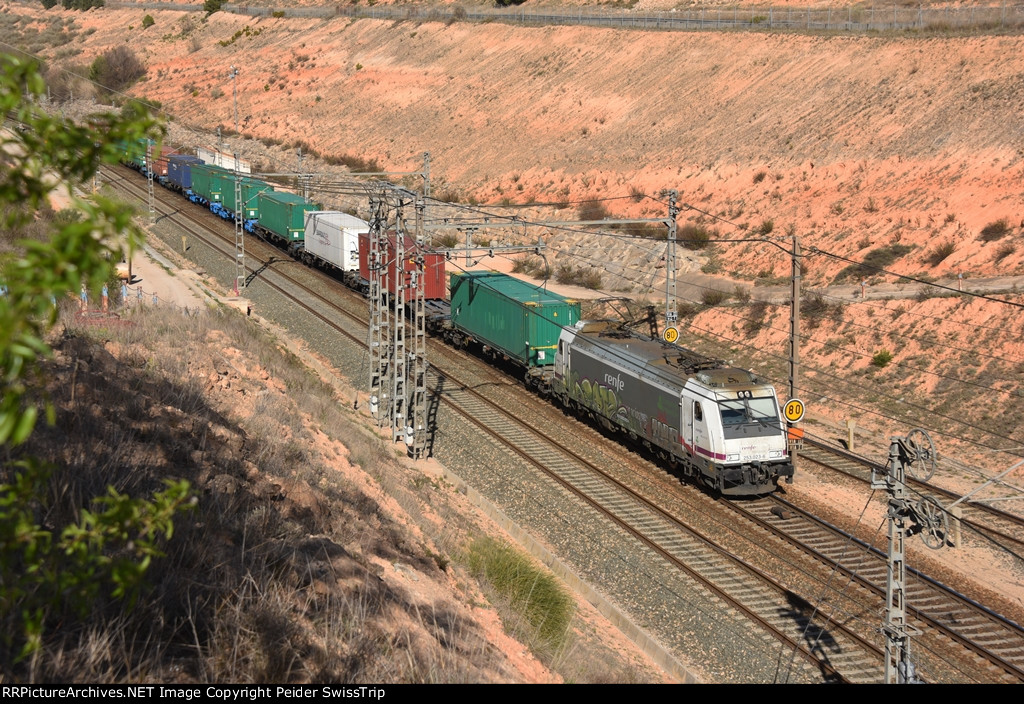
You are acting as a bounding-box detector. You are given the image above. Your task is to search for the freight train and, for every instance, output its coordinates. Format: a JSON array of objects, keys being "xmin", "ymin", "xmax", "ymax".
[{"xmin": 119, "ymin": 140, "xmax": 794, "ymax": 495}]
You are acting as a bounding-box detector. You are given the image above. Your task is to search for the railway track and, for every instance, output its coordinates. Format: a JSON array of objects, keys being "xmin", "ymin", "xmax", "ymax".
[
  {"xmin": 733, "ymin": 495, "xmax": 1024, "ymax": 683},
  {"xmin": 798, "ymin": 436, "xmax": 1024, "ymax": 558},
  {"xmin": 109, "ymin": 166, "xmax": 871, "ymax": 680},
  {"xmin": 106, "ymin": 165, "xmax": 1024, "ymax": 682}
]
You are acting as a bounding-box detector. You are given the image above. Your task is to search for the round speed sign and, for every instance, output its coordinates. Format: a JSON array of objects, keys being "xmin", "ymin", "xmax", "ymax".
[
  {"xmin": 663, "ymin": 326, "xmax": 679, "ymax": 344},
  {"xmin": 784, "ymin": 398, "xmax": 805, "ymax": 424}
]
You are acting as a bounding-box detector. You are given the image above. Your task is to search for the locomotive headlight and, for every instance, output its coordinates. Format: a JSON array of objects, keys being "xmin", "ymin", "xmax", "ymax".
[
  {"xmin": 769, "ymin": 450, "xmax": 783, "ymax": 458},
  {"xmin": 726, "ymin": 453, "xmax": 740, "ymax": 462}
]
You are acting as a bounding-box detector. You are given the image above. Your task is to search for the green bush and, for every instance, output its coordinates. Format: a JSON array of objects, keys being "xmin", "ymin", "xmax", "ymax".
[
  {"xmin": 978, "ymin": 218, "xmax": 1009, "ymax": 242},
  {"xmin": 511, "ymin": 256, "xmax": 551, "ymax": 279},
  {"xmin": 554, "ymin": 264, "xmax": 602, "ymax": 289},
  {"xmin": 203, "ymin": 0, "xmax": 224, "ymax": 13},
  {"xmin": 142, "ymin": 14, "xmax": 154, "ymax": 28},
  {"xmin": 925, "ymin": 239, "xmax": 956, "ymax": 266},
  {"xmin": 743, "ymin": 299, "xmax": 770, "ymax": 335},
  {"xmin": 832, "ymin": 244, "xmax": 914, "ymax": 283},
  {"xmin": 622, "ymin": 222, "xmax": 665, "ymax": 240},
  {"xmin": 576, "ymin": 200, "xmax": 609, "ymax": 222},
  {"xmin": 680, "ymin": 224, "xmax": 714, "ymax": 250},
  {"xmin": 0, "ymin": 56, "xmax": 192, "ymax": 666},
  {"xmin": 0, "ymin": 460, "xmax": 191, "ymax": 662},
  {"xmin": 993, "ymin": 242, "xmax": 1016, "ymax": 264},
  {"xmin": 802, "ymin": 294, "xmax": 842, "ymax": 330},
  {"xmin": 700, "ymin": 288, "xmax": 729, "ymax": 306},
  {"xmin": 433, "ymin": 233, "xmax": 458, "ymax": 249},
  {"xmin": 90, "ymin": 46, "xmax": 146, "ymax": 92},
  {"xmin": 871, "ymin": 349, "xmax": 893, "ymax": 368}
]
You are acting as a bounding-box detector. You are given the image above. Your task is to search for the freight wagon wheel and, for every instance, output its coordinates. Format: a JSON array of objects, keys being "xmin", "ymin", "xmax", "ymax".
[
  {"xmin": 903, "ymin": 428, "xmax": 936, "ymax": 482},
  {"xmin": 917, "ymin": 496, "xmax": 948, "ymax": 550}
]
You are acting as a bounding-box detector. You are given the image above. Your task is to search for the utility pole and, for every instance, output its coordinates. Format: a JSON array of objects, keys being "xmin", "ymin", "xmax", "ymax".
[
  {"xmin": 871, "ymin": 429, "xmax": 948, "ymax": 684},
  {"xmin": 296, "ymin": 147, "xmax": 309, "ymax": 202},
  {"xmin": 391, "ymin": 206, "xmax": 407, "ymax": 444},
  {"xmin": 228, "ymin": 66, "xmax": 244, "ymax": 295},
  {"xmin": 408, "ymin": 195, "xmax": 428, "ymax": 459},
  {"xmin": 368, "ymin": 191, "xmax": 391, "ymax": 427},
  {"xmin": 146, "ymin": 139, "xmax": 155, "ymax": 222},
  {"xmin": 421, "ymin": 151, "xmax": 431, "ymax": 198},
  {"xmin": 233, "ymin": 170, "xmax": 244, "ymax": 295},
  {"xmin": 789, "ymin": 233, "xmax": 801, "ymax": 402},
  {"xmin": 229, "ymin": 66, "xmax": 239, "ymax": 138},
  {"xmin": 665, "ymin": 190, "xmax": 679, "ymax": 328}
]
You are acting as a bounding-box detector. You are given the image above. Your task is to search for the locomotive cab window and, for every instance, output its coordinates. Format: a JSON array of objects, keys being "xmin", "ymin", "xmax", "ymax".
[
  {"xmin": 718, "ymin": 396, "xmax": 781, "ymax": 439},
  {"xmin": 693, "ymin": 401, "xmax": 703, "ymax": 422}
]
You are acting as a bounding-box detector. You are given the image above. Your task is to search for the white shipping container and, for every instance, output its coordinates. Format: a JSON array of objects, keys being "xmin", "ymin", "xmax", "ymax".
[
  {"xmin": 303, "ymin": 211, "xmax": 369, "ymax": 272},
  {"xmin": 196, "ymin": 146, "xmax": 252, "ymax": 174}
]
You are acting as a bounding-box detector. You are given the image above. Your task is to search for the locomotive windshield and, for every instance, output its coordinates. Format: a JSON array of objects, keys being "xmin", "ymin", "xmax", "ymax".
[{"xmin": 718, "ymin": 396, "xmax": 782, "ymax": 439}]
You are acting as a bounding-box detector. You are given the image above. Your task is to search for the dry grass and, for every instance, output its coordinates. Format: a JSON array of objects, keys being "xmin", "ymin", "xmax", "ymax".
[
  {"xmin": 2, "ymin": 306, "xmax": 512, "ymax": 682},
  {"xmin": 3, "ymin": 300, "xmax": 647, "ymax": 683}
]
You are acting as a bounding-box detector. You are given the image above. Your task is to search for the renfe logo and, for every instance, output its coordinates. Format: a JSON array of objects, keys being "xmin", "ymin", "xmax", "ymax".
[{"xmin": 604, "ymin": 373, "xmax": 624, "ymax": 392}]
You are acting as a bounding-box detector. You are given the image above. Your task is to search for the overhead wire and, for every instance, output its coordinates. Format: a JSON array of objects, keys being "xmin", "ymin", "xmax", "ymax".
[
  {"xmin": 31, "ymin": 34, "xmax": 1019, "ymax": 461},
  {"xmin": 805, "ymin": 286, "xmax": 1024, "ymax": 346},
  {"xmin": 681, "ymin": 315, "xmax": 1024, "ymax": 457},
  {"xmin": 809, "ymin": 247, "xmax": 1024, "ymax": 311},
  {"xmin": 532, "ymin": 236, "xmax": 1024, "ymax": 400}
]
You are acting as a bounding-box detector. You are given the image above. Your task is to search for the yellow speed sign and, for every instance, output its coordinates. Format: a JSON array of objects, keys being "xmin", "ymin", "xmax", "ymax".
[
  {"xmin": 784, "ymin": 398, "xmax": 805, "ymax": 424},
  {"xmin": 663, "ymin": 326, "xmax": 679, "ymax": 344}
]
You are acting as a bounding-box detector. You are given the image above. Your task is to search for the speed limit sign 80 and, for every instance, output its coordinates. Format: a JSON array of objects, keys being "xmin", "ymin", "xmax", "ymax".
[{"xmin": 784, "ymin": 398, "xmax": 805, "ymax": 423}]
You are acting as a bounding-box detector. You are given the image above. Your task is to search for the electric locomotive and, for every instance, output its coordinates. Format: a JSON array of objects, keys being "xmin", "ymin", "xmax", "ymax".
[{"xmin": 552, "ymin": 320, "xmax": 793, "ymax": 496}]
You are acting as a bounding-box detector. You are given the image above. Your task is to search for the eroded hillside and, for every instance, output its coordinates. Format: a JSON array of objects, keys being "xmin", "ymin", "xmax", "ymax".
[{"xmin": 9, "ymin": 4, "xmax": 1024, "ymax": 473}]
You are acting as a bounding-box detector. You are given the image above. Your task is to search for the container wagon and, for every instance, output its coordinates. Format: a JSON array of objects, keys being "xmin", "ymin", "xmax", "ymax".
[
  {"xmin": 256, "ymin": 191, "xmax": 318, "ymax": 248},
  {"xmin": 166, "ymin": 155, "xmax": 203, "ymax": 194},
  {"xmin": 119, "ymin": 138, "xmax": 151, "ymax": 172},
  {"xmin": 218, "ymin": 177, "xmax": 274, "ymax": 221},
  {"xmin": 189, "ymin": 163, "xmax": 233, "ymax": 205},
  {"xmin": 445, "ymin": 271, "xmax": 580, "ymax": 385},
  {"xmin": 357, "ymin": 232, "xmax": 446, "ymax": 301},
  {"xmin": 197, "ymin": 146, "xmax": 251, "ymax": 174},
  {"xmin": 301, "ymin": 211, "xmax": 369, "ymax": 280},
  {"xmin": 150, "ymin": 146, "xmax": 174, "ymax": 178}
]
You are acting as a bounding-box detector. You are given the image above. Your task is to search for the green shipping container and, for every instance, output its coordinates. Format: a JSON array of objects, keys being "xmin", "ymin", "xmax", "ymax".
[
  {"xmin": 222, "ymin": 178, "xmax": 274, "ymax": 219},
  {"xmin": 257, "ymin": 192, "xmax": 317, "ymax": 242},
  {"xmin": 121, "ymin": 138, "xmax": 148, "ymax": 169},
  {"xmin": 190, "ymin": 163, "xmax": 233, "ymax": 203},
  {"xmin": 449, "ymin": 271, "xmax": 580, "ymax": 368}
]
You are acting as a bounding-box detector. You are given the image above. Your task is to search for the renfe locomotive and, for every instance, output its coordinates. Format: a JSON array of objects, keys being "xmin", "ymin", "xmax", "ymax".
[
  {"xmin": 551, "ymin": 321, "xmax": 794, "ymax": 496},
  {"xmin": 122, "ymin": 141, "xmax": 794, "ymax": 496}
]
